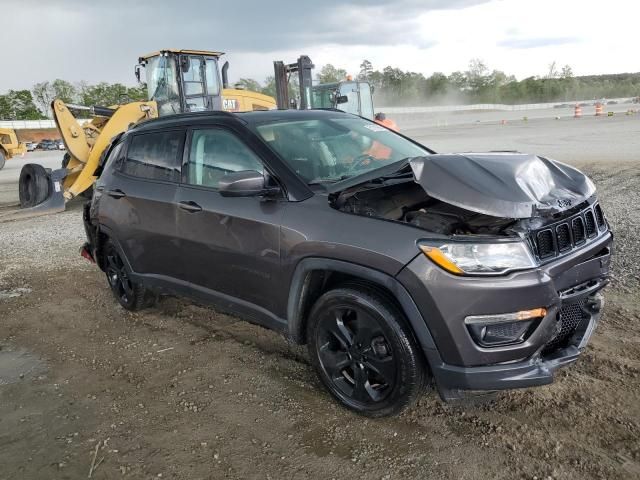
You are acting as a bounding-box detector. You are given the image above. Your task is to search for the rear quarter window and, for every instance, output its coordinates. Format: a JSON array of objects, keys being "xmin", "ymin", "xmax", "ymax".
[{"xmin": 122, "ymin": 130, "xmax": 184, "ymax": 182}]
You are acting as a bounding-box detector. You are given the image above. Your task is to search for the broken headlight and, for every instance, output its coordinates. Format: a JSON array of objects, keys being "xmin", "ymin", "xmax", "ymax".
[{"xmin": 419, "ymin": 241, "xmax": 536, "ymax": 275}]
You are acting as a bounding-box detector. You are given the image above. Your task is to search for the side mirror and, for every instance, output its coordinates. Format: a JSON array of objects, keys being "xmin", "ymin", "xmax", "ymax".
[
  {"xmin": 219, "ymin": 170, "xmax": 281, "ymax": 198},
  {"xmin": 134, "ymin": 64, "xmax": 142, "ymax": 83},
  {"xmin": 336, "ymin": 95, "xmax": 349, "ymax": 104}
]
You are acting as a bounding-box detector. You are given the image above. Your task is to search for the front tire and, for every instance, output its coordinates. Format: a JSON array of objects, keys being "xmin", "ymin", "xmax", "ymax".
[
  {"xmin": 0, "ymin": 150, "xmax": 6, "ymax": 170},
  {"xmin": 19, "ymin": 163, "xmax": 50, "ymax": 207},
  {"xmin": 307, "ymin": 285, "xmax": 427, "ymax": 417},
  {"xmin": 103, "ymin": 240, "xmax": 156, "ymax": 311}
]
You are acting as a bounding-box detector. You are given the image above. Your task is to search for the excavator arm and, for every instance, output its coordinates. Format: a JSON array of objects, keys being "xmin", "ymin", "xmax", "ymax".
[{"xmin": 53, "ymin": 99, "xmax": 157, "ymax": 199}]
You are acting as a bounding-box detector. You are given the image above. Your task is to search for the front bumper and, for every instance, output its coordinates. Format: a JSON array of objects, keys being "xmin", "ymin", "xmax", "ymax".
[
  {"xmin": 433, "ymin": 284, "xmax": 605, "ymax": 400},
  {"xmin": 397, "ymin": 231, "xmax": 612, "ymax": 397}
]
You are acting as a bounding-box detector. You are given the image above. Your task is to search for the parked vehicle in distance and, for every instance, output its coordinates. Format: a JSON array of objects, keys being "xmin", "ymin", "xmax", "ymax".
[
  {"xmin": 82, "ymin": 109, "xmax": 612, "ymax": 416},
  {"xmin": 57, "ymin": 140, "xmax": 65, "ymax": 150},
  {"xmin": 26, "ymin": 142, "xmax": 38, "ymax": 152},
  {"xmin": 38, "ymin": 140, "xmax": 58, "ymax": 151}
]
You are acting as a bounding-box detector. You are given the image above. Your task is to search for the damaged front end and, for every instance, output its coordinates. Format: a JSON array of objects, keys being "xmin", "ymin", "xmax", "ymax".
[{"xmin": 329, "ymin": 153, "xmax": 607, "ymax": 274}]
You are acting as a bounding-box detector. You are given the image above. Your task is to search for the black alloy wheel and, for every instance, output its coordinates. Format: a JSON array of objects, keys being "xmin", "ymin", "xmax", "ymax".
[
  {"xmin": 103, "ymin": 240, "xmax": 155, "ymax": 311},
  {"xmin": 308, "ymin": 286, "xmax": 427, "ymax": 417},
  {"xmin": 106, "ymin": 248, "xmax": 134, "ymax": 305},
  {"xmin": 317, "ymin": 305, "xmax": 396, "ymax": 403}
]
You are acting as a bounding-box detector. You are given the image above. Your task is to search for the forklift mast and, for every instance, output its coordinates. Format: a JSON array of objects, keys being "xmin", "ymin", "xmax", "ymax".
[{"xmin": 273, "ymin": 55, "xmax": 314, "ymax": 110}]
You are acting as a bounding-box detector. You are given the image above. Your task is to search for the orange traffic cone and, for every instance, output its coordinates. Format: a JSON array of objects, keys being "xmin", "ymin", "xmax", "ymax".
[
  {"xmin": 574, "ymin": 104, "xmax": 582, "ymax": 118},
  {"xmin": 595, "ymin": 103, "xmax": 603, "ymax": 116}
]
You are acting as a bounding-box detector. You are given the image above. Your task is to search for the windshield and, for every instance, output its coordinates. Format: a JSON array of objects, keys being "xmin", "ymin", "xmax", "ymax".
[
  {"xmin": 310, "ymin": 87, "xmax": 334, "ymax": 109},
  {"xmin": 255, "ymin": 117, "xmax": 429, "ymax": 184},
  {"xmin": 310, "ymin": 82, "xmax": 374, "ymax": 119},
  {"xmin": 337, "ymin": 82, "xmax": 360, "ymax": 116},
  {"xmin": 145, "ymin": 55, "xmax": 180, "ymax": 115}
]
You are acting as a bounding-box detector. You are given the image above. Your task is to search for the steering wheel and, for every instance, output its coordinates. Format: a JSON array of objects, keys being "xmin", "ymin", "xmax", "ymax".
[{"xmin": 348, "ymin": 154, "xmax": 376, "ymax": 174}]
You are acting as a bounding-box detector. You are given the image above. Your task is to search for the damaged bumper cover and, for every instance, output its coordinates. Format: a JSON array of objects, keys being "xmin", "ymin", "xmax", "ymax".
[{"xmin": 397, "ymin": 230, "xmax": 612, "ymax": 399}]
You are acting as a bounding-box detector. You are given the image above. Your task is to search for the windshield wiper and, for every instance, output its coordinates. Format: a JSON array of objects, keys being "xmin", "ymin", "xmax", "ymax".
[{"xmin": 308, "ymin": 175, "xmax": 351, "ymax": 185}]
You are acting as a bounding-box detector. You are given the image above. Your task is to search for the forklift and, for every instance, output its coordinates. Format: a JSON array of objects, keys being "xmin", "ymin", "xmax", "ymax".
[{"xmin": 273, "ymin": 56, "xmax": 376, "ymax": 120}]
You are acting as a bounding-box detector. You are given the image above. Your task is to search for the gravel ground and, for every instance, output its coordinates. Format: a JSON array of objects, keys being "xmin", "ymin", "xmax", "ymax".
[{"xmin": 0, "ymin": 149, "xmax": 639, "ymax": 477}]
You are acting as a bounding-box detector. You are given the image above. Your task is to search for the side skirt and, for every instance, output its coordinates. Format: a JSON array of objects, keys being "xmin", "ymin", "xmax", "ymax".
[{"xmin": 129, "ymin": 272, "xmax": 289, "ymax": 334}]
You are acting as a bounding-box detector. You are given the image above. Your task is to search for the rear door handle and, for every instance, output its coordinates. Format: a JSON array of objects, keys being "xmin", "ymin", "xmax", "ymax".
[
  {"xmin": 179, "ymin": 201, "xmax": 202, "ymax": 213},
  {"xmin": 107, "ymin": 189, "xmax": 126, "ymax": 199}
]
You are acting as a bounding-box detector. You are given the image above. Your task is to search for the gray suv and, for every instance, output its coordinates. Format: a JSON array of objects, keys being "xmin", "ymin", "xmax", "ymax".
[{"xmin": 82, "ymin": 109, "xmax": 612, "ymax": 416}]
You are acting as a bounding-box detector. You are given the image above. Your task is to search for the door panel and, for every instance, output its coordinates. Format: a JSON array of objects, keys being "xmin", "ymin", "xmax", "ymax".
[
  {"xmin": 102, "ymin": 130, "xmax": 184, "ymax": 279},
  {"xmin": 175, "ymin": 127, "xmax": 285, "ymax": 312},
  {"xmin": 175, "ymin": 187, "xmax": 284, "ymax": 312},
  {"xmin": 107, "ymin": 175, "xmax": 179, "ymax": 278}
]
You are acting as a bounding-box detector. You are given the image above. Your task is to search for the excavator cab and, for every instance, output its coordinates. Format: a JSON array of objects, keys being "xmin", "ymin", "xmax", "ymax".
[
  {"xmin": 136, "ymin": 49, "xmax": 223, "ymax": 116},
  {"xmin": 11, "ymin": 48, "xmax": 277, "ymax": 220}
]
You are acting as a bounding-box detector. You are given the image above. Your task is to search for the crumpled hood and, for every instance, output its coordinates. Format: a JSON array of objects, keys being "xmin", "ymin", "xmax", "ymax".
[{"xmin": 408, "ymin": 153, "xmax": 596, "ymax": 218}]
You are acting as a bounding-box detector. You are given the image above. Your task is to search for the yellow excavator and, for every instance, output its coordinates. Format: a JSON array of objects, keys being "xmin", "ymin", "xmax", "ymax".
[{"xmin": 16, "ymin": 49, "xmax": 276, "ymax": 216}]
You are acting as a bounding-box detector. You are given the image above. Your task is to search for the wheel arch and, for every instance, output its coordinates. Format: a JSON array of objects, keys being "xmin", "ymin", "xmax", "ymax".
[
  {"xmin": 93, "ymin": 224, "xmax": 134, "ymax": 274},
  {"xmin": 286, "ymin": 258, "xmax": 438, "ymax": 357}
]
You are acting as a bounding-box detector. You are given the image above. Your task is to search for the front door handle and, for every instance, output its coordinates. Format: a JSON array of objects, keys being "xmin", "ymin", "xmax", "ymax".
[
  {"xmin": 179, "ymin": 200, "xmax": 202, "ymax": 213},
  {"xmin": 107, "ymin": 189, "xmax": 126, "ymax": 199}
]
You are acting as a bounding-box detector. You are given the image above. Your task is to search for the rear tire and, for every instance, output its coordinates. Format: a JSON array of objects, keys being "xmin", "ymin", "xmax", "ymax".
[
  {"xmin": 19, "ymin": 163, "xmax": 50, "ymax": 208},
  {"xmin": 103, "ymin": 239, "xmax": 156, "ymax": 311},
  {"xmin": 307, "ymin": 285, "xmax": 427, "ymax": 417},
  {"xmin": 0, "ymin": 150, "xmax": 6, "ymax": 170}
]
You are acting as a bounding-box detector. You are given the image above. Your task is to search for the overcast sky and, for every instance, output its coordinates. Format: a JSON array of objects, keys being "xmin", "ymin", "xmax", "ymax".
[{"xmin": 1, "ymin": 0, "xmax": 639, "ymax": 92}]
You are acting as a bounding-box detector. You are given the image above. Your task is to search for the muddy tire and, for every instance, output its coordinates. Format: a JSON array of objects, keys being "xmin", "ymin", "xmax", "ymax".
[
  {"xmin": 103, "ymin": 239, "xmax": 156, "ymax": 311},
  {"xmin": 307, "ymin": 285, "xmax": 427, "ymax": 417},
  {"xmin": 19, "ymin": 163, "xmax": 50, "ymax": 208},
  {"xmin": 61, "ymin": 153, "xmax": 70, "ymax": 169},
  {"xmin": 0, "ymin": 150, "xmax": 5, "ymax": 170}
]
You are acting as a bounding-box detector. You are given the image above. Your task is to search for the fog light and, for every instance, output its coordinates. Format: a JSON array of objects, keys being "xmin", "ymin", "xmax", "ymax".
[{"xmin": 465, "ymin": 308, "xmax": 546, "ymax": 347}]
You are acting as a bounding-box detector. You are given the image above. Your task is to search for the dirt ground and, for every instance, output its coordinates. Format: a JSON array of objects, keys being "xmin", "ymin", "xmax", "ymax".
[{"xmin": 1, "ymin": 162, "xmax": 639, "ymax": 480}]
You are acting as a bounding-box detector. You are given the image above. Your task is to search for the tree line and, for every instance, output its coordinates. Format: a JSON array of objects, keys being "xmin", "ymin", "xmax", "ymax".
[
  {"xmin": 354, "ymin": 59, "xmax": 640, "ymax": 106},
  {"xmin": 0, "ymin": 80, "xmax": 147, "ymax": 120},
  {"xmin": 2, "ymin": 59, "xmax": 639, "ymax": 120},
  {"xmin": 240, "ymin": 59, "xmax": 640, "ymax": 107}
]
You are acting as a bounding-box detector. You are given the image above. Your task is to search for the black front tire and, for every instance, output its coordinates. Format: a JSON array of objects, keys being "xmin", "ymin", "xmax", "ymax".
[
  {"xmin": 0, "ymin": 150, "xmax": 5, "ymax": 170},
  {"xmin": 103, "ymin": 240, "xmax": 156, "ymax": 311},
  {"xmin": 307, "ymin": 285, "xmax": 428, "ymax": 417},
  {"xmin": 19, "ymin": 163, "xmax": 50, "ymax": 208}
]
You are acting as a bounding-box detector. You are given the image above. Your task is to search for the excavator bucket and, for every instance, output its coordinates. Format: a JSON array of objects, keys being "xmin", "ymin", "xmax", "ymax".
[
  {"xmin": 0, "ymin": 168, "xmax": 66, "ymax": 222},
  {"xmin": 10, "ymin": 99, "xmax": 157, "ymax": 220}
]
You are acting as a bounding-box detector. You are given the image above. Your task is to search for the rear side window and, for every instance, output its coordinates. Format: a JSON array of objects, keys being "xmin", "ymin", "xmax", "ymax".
[
  {"xmin": 185, "ymin": 129, "xmax": 263, "ymax": 189},
  {"xmin": 122, "ymin": 131, "xmax": 183, "ymax": 182}
]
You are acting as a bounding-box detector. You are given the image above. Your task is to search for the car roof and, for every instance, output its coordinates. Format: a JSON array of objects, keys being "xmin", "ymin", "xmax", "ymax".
[{"xmin": 129, "ymin": 108, "xmax": 357, "ymax": 133}]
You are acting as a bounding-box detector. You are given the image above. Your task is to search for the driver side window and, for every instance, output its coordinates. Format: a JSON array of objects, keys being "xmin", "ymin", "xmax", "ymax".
[{"xmin": 186, "ymin": 129, "xmax": 263, "ymax": 189}]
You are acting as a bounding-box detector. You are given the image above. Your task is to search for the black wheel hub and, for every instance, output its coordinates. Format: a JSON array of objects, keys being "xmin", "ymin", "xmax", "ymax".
[
  {"xmin": 106, "ymin": 251, "xmax": 133, "ymax": 304},
  {"xmin": 316, "ymin": 306, "xmax": 396, "ymax": 404}
]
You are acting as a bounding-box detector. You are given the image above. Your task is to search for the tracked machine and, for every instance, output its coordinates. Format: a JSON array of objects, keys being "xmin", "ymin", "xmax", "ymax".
[{"xmin": 16, "ymin": 49, "xmax": 276, "ymax": 217}]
